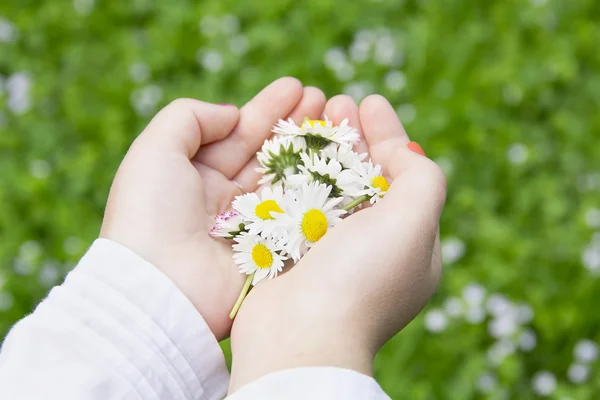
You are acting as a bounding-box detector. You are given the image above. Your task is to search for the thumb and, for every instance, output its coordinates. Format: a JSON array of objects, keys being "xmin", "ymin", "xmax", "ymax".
[{"xmin": 132, "ymin": 99, "xmax": 240, "ymax": 159}]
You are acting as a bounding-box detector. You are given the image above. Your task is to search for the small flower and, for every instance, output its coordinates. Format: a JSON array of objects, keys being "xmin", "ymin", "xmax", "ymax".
[
  {"xmin": 321, "ymin": 143, "xmax": 367, "ymax": 169},
  {"xmin": 232, "ymin": 233, "xmax": 287, "ymax": 285},
  {"xmin": 232, "ymin": 186, "xmax": 287, "ymax": 238},
  {"xmin": 279, "ymin": 182, "xmax": 346, "ymax": 261},
  {"xmin": 339, "ymin": 160, "xmax": 390, "ymax": 203},
  {"xmin": 256, "ymin": 136, "xmax": 306, "ymax": 185},
  {"xmin": 288, "ymin": 152, "xmax": 345, "ymax": 198},
  {"xmin": 273, "ymin": 115, "xmax": 360, "ymax": 149},
  {"xmin": 210, "ymin": 211, "xmax": 246, "ymax": 239}
]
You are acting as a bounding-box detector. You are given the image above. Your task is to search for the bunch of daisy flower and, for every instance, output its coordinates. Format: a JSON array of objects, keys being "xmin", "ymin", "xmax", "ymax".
[{"xmin": 211, "ymin": 116, "xmax": 391, "ymax": 318}]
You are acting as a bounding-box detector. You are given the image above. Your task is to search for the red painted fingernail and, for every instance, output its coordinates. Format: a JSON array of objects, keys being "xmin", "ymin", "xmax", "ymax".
[
  {"xmin": 407, "ymin": 141, "xmax": 426, "ymax": 157},
  {"xmin": 219, "ymin": 103, "xmax": 235, "ymax": 106}
]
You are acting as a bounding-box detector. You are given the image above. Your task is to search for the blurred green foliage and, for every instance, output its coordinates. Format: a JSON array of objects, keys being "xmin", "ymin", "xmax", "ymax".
[{"xmin": 1, "ymin": 0, "xmax": 600, "ymax": 398}]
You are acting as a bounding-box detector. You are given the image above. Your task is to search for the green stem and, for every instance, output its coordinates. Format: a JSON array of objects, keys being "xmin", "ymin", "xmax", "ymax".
[
  {"xmin": 229, "ymin": 273, "xmax": 254, "ymax": 319},
  {"xmin": 342, "ymin": 195, "xmax": 371, "ymax": 211}
]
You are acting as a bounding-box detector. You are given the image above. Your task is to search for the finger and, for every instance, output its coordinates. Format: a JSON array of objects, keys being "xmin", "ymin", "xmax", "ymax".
[
  {"xmin": 135, "ymin": 99, "xmax": 240, "ymax": 159},
  {"xmin": 322, "ymin": 95, "xmax": 368, "ymax": 154},
  {"xmin": 193, "ymin": 162, "xmax": 242, "ymax": 217},
  {"xmin": 196, "ymin": 77, "xmax": 303, "ymax": 178},
  {"xmin": 232, "ymin": 86, "xmax": 327, "ymax": 192},
  {"xmin": 358, "ymin": 94, "xmax": 409, "ymax": 175}
]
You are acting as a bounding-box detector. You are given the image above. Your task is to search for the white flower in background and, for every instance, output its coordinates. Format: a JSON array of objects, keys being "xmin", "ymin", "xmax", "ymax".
[
  {"xmin": 0, "ymin": 291, "xmax": 14, "ymax": 311},
  {"xmin": 130, "ymin": 84, "xmax": 163, "ymax": 117},
  {"xmin": 574, "ymin": 339, "xmax": 598, "ymax": 364},
  {"xmin": 465, "ymin": 306, "xmax": 486, "ymax": 324},
  {"xmin": 210, "ymin": 211, "xmax": 246, "ymax": 239},
  {"xmin": 128, "ymin": 62, "xmax": 151, "ymax": 83},
  {"xmin": 531, "ymin": 371, "xmax": 557, "ymax": 396},
  {"xmin": 340, "ymin": 160, "xmax": 390, "ymax": 204},
  {"xmin": 279, "ymin": 182, "xmax": 345, "ymax": 261},
  {"xmin": 477, "ymin": 372, "xmax": 497, "ymax": 394},
  {"xmin": 487, "ymin": 340, "xmax": 516, "ymax": 366},
  {"xmin": 38, "ymin": 261, "xmax": 60, "ymax": 287},
  {"xmin": 441, "ymin": 237, "xmax": 466, "ymax": 264},
  {"xmin": 6, "ymin": 72, "xmax": 32, "ymax": 114},
  {"xmin": 199, "ymin": 50, "xmax": 224, "ymax": 72},
  {"xmin": 507, "ymin": 143, "xmax": 529, "ymax": 165},
  {"xmin": 256, "ymin": 136, "xmax": 306, "ymax": 185},
  {"xmin": 343, "ymin": 81, "xmax": 374, "ymax": 103},
  {"xmin": 443, "ymin": 296, "xmax": 464, "ymax": 318},
  {"xmin": 232, "ymin": 186, "xmax": 287, "ymax": 238},
  {"xmin": 73, "ymin": 0, "xmax": 95, "ymax": 16},
  {"xmin": 199, "ymin": 16, "xmax": 220, "ymax": 37},
  {"xmin": 384, "ymin": 70, "xmax": 406, "ymax": 92},
  {"xmin": 585, "ymin": 208, "xmax": 600, "ymax": 229},
  {"xmin": 488, "ymin": 313, "xmax": 518, "ymax": 339},
  {"xmin": 516, "ymin": 303, "xmax": 534, "ymax": 324},
  {"xmin": 273, "ymin": 116, "xmax": 360, "ymax": 148},
  {"xmin": 424, "ymin": 309, "xmax": 448, "ymax": 333},
  {"xmin": 462, "ymin": 283, "xmax": 486, "ymax": 307},
  {"xmin": 232, "ymin": 233, "xmax": 287, "ymax": 285},
  {"xmin": 321, "ymin": 143, "xmax": 367, "ymax": 170},
  {"xmin": 518, "ymin": 328, "xmax": 537, "ymax": 352},
  {"xmin": 396, "ymin": 103, "xmax": 416, "ymax": 124},
  {"xmin": 486, "ymin": 293, "xmax": 512, "ymax": 317},
  {"xmin": 230, "ymin": 35, "xmax": 249, "ymax": 56},
  {"xmin": 568, "ymin": 364, "xmax": 589, "ymax": 384},
  {"xmin": 0, "ymin": 17, "xmax": 17, "ymax": 43},
  {"xmin": 582, "ymin": 244, "xmax": 600, "ymax": 274},
  {"xmin": 29, "ymin": 159, "xmax": 51, "ymax": 179},
  {"xmin": 221, "ymin": 15, "xmax": 240, "ymax": 35}
]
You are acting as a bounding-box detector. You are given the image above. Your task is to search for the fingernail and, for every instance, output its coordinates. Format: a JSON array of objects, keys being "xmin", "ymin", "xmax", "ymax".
[
  {"xmin": 219, "ymin": 103, "xmax": 235, "ymax": 106},
  {"xmin": 407, "ymin": 141, "xmax": 426, "ymax": 157}
]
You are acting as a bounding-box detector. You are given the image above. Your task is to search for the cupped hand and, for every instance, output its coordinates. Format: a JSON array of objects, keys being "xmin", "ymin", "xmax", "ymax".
[
  {"xmin": 229, "ymin": 94, "xmax": 447, "ymax": 391},
  {"xmin": 100, "ymin": 77, "xmax": 326, "ymax": 340}
]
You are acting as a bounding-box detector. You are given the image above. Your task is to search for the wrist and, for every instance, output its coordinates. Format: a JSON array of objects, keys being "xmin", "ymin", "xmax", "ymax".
[{"xmin": 228, "ymin": 286, "xmax": 375, "ymax": 393}]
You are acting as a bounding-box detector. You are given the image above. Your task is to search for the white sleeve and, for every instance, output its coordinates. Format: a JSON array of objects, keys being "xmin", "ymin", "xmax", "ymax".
[
  {"xmin": 227, "ymin": 367, "xmax": 391, "ymax": 399},
  {"xmin": 0, "ymin": 239, "xmax": 229, "ymax": 400}
]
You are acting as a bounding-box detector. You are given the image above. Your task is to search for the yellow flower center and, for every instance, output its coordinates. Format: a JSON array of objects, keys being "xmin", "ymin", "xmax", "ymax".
[
  {"xmin": 306, "ymin": 119, "xmax": 327, "ymax": 128},
  {"xmin": 372, "ymin": 176, "xmax": 390, "ymax": 192},
  {"xmin": 251, "ymin": 244, "xmax": 273, "ymax": 269},
  {"xmin": 255, "ymin": 200, "xmax": 283, "ymax": 220},
  {"xmin": 301, "ymin": 209, "xmax": 328, "ymax": 242}
]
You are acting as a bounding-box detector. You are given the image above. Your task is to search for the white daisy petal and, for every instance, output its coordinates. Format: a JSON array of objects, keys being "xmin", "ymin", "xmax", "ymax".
[
  {"xmin": 278, "ymin": 182, "xmax": 346, "ymax": 262},
  {"xmin": 232, "ymin": 186, "xmax": 289, "ymax": 238},
  {"xmin": 210, "ymin": 211, "xmax": 246, "ymax": 238},
  {"xmin": 232, "ymin": 233, "xmax": 287, "ymax": 285}
]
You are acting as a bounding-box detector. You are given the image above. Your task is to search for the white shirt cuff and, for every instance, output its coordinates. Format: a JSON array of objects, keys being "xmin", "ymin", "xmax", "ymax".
[
  {"xmin": 227, "ymin": 367, "xmax": 391, "ymax": 399},
  {"xmin": 68, "ymin": 238, "xmax": 230, "ymax": 399}
]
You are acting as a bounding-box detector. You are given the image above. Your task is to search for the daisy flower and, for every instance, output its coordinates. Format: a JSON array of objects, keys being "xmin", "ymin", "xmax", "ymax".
[
  {"xmin": 209, "ymin": 211, "xmax": 246, "ymax": 239},
  {"xmin": 321, "ymin": 143, "xmax": 367, "ymax": 170},
  {"xmin": 288, "ymin": 152, "xmax": 346, "ymax": 198},
  {"xmin": 279, "ymin": 182, "xmax": 346, "ymax": 261},
  {"xmin": 342, "ymin": 160, "xmax": 391, "ymax": 204},
  {"xmin": 273, "ymin": 115, "xmax": 360, "ymax": 149},
  {"xmin": 232, "ymin": 185, "xmax": 288, "ymax": 238},
  {"xmin": 232, "ymin": 233, "xmax": 287, "ymax": 285},
  {"xmin": 256, "ymin": 135, "xmax": 306, "ymax": 185}
]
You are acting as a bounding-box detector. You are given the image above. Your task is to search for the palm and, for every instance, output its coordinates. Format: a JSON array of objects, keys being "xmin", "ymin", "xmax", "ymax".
[{"xmin": 102, "ymin": 78, "xmax": 327, "ymax": 340}]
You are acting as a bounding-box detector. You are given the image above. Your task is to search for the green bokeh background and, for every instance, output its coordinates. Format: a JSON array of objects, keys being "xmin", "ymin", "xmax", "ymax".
[{"xmin": 1, "ymin": 0, "xmax": 599, "ymax": 398}]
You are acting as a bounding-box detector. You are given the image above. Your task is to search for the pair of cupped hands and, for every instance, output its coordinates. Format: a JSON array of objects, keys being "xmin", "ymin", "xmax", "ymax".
[{"xmin": 100, "ymin": 77, "xmax": 447, "ymax": 393}]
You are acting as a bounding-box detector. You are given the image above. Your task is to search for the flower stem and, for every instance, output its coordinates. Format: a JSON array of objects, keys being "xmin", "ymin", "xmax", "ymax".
[
  {"xmin": 342, "ymin": 195, "xmax": 370, "ymax": 211},
  {"xmin": 229, "ymin": 273, "xmax": 254, "ymax": 319}
]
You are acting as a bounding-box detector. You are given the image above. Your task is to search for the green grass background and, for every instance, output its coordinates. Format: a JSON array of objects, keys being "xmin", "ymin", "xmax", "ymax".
[{"xmin": 1, "ymin": 0, "xmax": 600, "ymax": 398}]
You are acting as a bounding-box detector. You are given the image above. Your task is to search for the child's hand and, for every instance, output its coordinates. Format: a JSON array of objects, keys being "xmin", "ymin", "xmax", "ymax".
[
  {"xmin": 100, "ymin": 77, "xmax": 326, "ymax": 340},
  {"xmin": 228, "ymin": 94, "xmax": 446, "ymax": 391}
]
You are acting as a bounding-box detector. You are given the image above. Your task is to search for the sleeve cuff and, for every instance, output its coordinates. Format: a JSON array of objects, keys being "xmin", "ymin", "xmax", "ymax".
[
  {"xmin": 227, "ymin": 367, "xmax": 390, "ymax": 399},
  {"xmin": 62, "ymin": 238, "xmax": 229, "ymax": 399}
]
